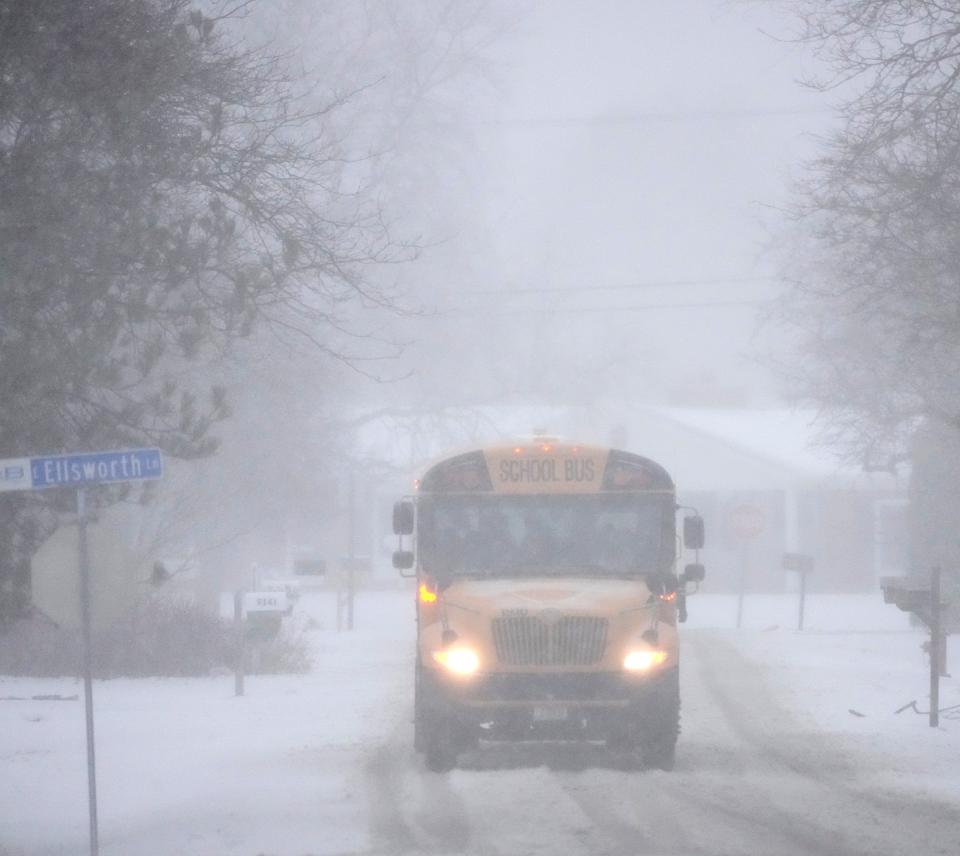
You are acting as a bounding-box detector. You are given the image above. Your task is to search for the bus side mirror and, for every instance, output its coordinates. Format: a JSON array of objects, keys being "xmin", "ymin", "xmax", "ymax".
[
  {"xmin": 683, "ymin": 515, "xmax": 705, "ymax": 550},
  {"xmin": 681, "ymin": 563, "xmax": 705, "ymax": 584},
  {"xmin": 392, "ymin": 550, "xmax": 414, "ymax": 571},
  {"xmin": 393, "ymin": 500, "xmax": 414, "ymax": 535}
]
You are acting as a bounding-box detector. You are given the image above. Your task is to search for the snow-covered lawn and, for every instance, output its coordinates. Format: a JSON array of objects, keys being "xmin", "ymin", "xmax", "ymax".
[
  {"xmin": 1, "ymin": 589, "xmax": 957, "ymax": 855},
  {"xmin": 1, "ymin": 591, "xmax": 415, "ymax": 855},
  {"xmin": 687, "ymin": 593, "xmax": 960, "ymax": 806}
]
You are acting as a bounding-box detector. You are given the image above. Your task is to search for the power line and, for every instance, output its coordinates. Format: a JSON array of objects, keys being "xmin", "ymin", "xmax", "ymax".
[
  {"xmin": 463, "ymin": 276, "xmax": 779, "ymax": 297},
  {"xmin": 436, "ymin": 299, "xmax": 767, "ymax": 318},
  {"xmin": 477, "ymin": 106, "xmax": 831, "ymax": 129}
]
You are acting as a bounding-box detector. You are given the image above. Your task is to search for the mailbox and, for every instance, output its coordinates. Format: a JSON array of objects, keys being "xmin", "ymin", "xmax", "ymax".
[
  {"xmin": 244, "ymin": 591, "xmax": 288, "ymax": 614},
  {"xmin": 879, "ymin": 576, "xmax": 945, "ymax": 628},
  {"xmin": 782, "ymin": 552, "xmax": 814, "ymax": 573}
]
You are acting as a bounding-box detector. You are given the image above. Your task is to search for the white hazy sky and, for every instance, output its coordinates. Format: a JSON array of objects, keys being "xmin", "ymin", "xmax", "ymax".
[
  {"xmin": 404, "ymin": 0, "xmax": 838, "ymax": 406},
  {"xmin": 479, "ymin": 0, "xmax": 827, "ymax": 278}
]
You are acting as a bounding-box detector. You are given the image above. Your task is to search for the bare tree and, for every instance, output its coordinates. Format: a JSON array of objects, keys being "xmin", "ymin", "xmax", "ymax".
[
  {"xmin": 777, "ymin": 1, "xmax": 960, "ymax": 468},
  {"xmin": 0, "ymin": 0, "xmax": 416, "ymax": 619},
  {"xmin": 775, "ymin": 2, "xmax": 960, "ymax": 587}
]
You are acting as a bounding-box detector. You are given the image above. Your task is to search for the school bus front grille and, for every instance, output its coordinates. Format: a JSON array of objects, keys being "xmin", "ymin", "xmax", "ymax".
[{"xmin": 491, "ymin": 616, "xmax": 608, "ymax": 666}]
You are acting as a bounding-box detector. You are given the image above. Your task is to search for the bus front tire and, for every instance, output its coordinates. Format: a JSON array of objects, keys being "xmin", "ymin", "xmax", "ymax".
[
  {"xmin": 422, "ymin": 714, "xmax": 460, "ymax": 772},
  {"xmin": 607, "ymin": 667, "xmax": 680, "ymax": 771},
  {"xmin": 415, "ymin": 664, "xmax": 460, "ymax": 772},
  {"xmin": 639, "ymin": 667, "xmax": 680, "ymax": 771},
  {"xmin": 413, "ymin": 660, "xmax": 426, "ymax": 753}
]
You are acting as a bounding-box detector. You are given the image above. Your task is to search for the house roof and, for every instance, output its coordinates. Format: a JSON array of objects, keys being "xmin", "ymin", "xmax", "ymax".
[{"xmin": 354, "ymin": 403, "xmax": 903, "ymax": 493}]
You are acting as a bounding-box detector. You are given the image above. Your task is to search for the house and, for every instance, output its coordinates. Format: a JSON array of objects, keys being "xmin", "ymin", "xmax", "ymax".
[
  {"xmin": 591, "ymin": 407, "xmax": 907, "ymax": 594},
  {"xmin": 356, "ymin": 403, "xmax": 908, "ymax": 593}
]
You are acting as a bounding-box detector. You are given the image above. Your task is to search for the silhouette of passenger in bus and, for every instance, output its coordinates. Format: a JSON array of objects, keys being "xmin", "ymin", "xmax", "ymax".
[
  {"xmin": 521, "ymin": 513, "xmax": 558, "ymax": 566},
  {"xmin": 460, "ymin": 506, "xmax": 518, "ymax": 572},
  {"xmin": 430, "ymin": 508, "xmax": 471, "ymax": 573},
  {"xmin": 597, "ymin": 521, "xmax": 631, "ymax": 570}
]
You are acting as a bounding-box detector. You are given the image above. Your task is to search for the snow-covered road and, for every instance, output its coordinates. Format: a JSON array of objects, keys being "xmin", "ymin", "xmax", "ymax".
[{"xmin": 2, "ymin": 589, "xmax": 958, "ymax": 855}]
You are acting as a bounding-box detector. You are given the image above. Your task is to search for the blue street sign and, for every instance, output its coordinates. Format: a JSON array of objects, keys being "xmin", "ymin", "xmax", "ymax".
[
  {"xmin": 0, "ymin": 457, "xmax": 31, "ymax": 493},
  {"xmin": 0, "ymin": 445, "xmax": 164, "ymax": 856},
  {"xmin": 29, "ymin": 448, "xmax": 163, "ymax": 489}
]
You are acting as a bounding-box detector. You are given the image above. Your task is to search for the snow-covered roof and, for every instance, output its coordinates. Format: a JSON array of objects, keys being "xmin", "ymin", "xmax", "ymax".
[
  {"xmin": 352, "ymin": 403, "xmax": 903, "ymax": 493},
  {"xmin": 583, "ymin": 404, "xmax": 902, "ymax": 492},
  {"xmin": 640, "ymin": 407, "xmax": 867, "ymax": 490}
]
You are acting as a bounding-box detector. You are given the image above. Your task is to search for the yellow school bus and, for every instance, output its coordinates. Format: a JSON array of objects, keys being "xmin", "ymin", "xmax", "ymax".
[{"xmin": 392, "ymin": 439, "xmax": 705, "ymax": 771}]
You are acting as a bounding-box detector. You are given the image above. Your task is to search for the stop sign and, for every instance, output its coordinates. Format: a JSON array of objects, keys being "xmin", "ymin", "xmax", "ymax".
[{"xmin": 729, "ymin": 503, "xmax": 765, "ymax": 540}]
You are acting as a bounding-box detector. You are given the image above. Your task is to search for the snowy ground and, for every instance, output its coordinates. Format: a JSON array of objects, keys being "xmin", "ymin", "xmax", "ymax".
[{"xmin": 2, "ymin": 588, "xmax": 958, "ymax": 856}]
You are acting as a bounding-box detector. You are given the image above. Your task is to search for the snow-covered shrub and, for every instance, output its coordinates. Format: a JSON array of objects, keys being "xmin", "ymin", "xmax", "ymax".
[
  {"xmin": 0, "ymin": 596, "xmax": 313, "ymax": 677},
  {"xmin": 0, "ymin": 597, "xmax": 229, "ymax": 677},
  {"xmin": 243, "ymin": 628, "xmax": 312, "ymax": 675}
]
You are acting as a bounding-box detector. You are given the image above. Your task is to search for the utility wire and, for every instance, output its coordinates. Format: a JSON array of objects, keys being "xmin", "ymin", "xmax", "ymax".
[
  {"xmin": 439, "ymin": 299, "xmax": 766, "ymax": 318},
  {"xmin": 463, "ymin": 276, "xmax": 780, "ymax": 296},
  {"xmin": 478, "ymin": 106, "xmax": 831, "ymax": 129}
]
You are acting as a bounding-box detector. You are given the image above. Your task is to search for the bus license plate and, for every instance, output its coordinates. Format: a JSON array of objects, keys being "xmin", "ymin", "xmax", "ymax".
[{"xmin": 533, "ymin": 704, "xmax": 568, "ymax": 722}]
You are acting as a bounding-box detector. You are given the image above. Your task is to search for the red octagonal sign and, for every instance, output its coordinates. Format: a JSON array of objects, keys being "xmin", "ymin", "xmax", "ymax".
[{"xmin": 729, "ymin": 503, "xmax": 765, "ymax": 540}]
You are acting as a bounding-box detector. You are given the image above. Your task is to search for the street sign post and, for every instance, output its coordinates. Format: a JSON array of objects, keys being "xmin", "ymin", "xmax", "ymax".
[
  {"xmin": 729, "ymin": 503, "xmax": 765, "ymax": 629},
  {"xmin": 0, "ymin": 448, "xmax": 163, "ymax": 856}
]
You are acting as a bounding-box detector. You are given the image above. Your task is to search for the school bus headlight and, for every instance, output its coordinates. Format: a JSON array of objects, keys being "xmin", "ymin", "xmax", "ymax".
[
  {"xmin": 623, "ymin": 650, "xmax": 668, "ymax": 672},
  {"xmin": 432, "ymin": 647, "xmax": 480, "ymax": 676}
]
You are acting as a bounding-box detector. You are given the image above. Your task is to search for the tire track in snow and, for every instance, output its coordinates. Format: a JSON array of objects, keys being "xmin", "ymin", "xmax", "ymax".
[
  {"xmin": 551, "ymin": 769, "xmax": 658, "ymax": 855},
  {"xmin": 690, "ymin": 633, "xmax": 858, "ymax": 779},
  {"xmin": 364, "ymin": 720, "xmax": 508, "ymax": 855},
  {"xmin": 411, "ymin": 769, "xmax": 473, "ymax": 853},
  {"xmin": 687, "ymin": 631, "xmax": 960, "ymax": 856},
  {"xmin": 363, "ymin": 739, "xmax": 421, "ymax": 854}
]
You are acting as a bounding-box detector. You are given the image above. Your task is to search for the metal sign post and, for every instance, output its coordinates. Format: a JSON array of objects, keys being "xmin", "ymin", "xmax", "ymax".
[
  {"xmin": 729, "ymin": 503, "xmax": 764, "ymax": 629},
  {"xmin": 0, "ymin": 447, "xmax": 163, "ymax": 856},
  {"xmin": 77, "ymin": 487, "xmax": 99, "ymax": 855}
]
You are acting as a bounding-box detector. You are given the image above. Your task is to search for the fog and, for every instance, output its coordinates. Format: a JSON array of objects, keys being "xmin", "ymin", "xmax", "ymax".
[
  {"xmin": 388, "ymin": 2, "xmax": 815, "ymax": 406},
  {"xmin": 1, "ymin": 2, "xmax": 958, "ymax": 855}
]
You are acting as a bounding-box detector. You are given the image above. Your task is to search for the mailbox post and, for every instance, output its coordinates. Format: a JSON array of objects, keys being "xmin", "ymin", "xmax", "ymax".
[
  {"xmin": 881, "ymin": 568, "xmax": 951, "ymax": 727},
  {"xmin": 930, "ymin": 568, "xmax": 942, "ymax": 728},
  {"xmin": 782, "ymin": 552, "xmax": 815, "ymax": 631},
  {"xmin": 233, "ymin": 591, "xmax": 245, "ymax": 697}
]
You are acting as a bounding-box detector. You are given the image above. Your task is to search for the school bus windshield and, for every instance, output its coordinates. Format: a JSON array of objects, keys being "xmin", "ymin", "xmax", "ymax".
[{"xmin": 419, "ymin": 494, "xmax": 670, "ymax": 578}]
